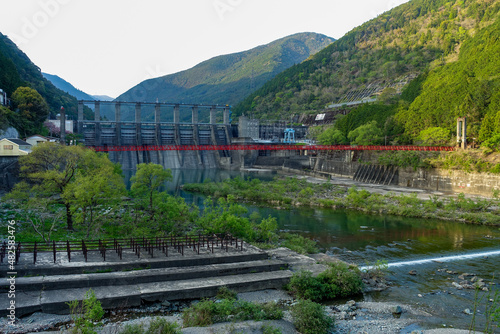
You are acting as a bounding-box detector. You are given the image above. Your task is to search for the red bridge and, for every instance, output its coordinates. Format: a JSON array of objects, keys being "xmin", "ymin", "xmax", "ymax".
[{"xmin": 90, "ymin": 144, "xmax": 455, "ymax": 152}]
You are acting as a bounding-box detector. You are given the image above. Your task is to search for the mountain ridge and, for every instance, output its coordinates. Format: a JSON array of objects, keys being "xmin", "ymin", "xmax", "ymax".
[
  {"xmin": 0, "ymin": 32, "xmax": 91, "ymax": 121},
  {"xmin": 111, "ymin": 32, "xmax": 334, "ymax": 122},
  {"xmin": 234, "ymin": 0, "xmax": 500, "ymax": 122},
  {"xmin": 42, "ymin": 72, "xmax": 97, "ymax": 102}
]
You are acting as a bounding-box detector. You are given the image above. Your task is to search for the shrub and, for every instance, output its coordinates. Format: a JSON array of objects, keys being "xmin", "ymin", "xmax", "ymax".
[
  {"xmin": 216, "ymin": 286, "xmax": 237, "ymax": 301},
  {"xmin": 67, "ymin": 289, "xmax": 105, "ymax": 334},
  {"xmin": 261, "ymin": 302, "xmax": 283, "ymax": 320},
  {"xmin": 318, "ymin": 262, "xmax": 363, "ymax": 299},
  {"xmin": 288, "ymin": 270, "xmax": 327, "ymax": 301},
  {"xmin": 280, "ymin": 233, "xmax": 319, "ymax": 254},
  {"xmin": 182, "ymin": 299, "xmax": 214, "ymax": 327},
  {"xmin": 181, "ymin": 297, "xmax": 283, "ymax": 327},
  {"xmin": 291, "ymin": 299, "xmax": 333, "ymax": 334},
  {"xmin": 288, "ymin": 262, "xmax": 362, "ymax": 302}
]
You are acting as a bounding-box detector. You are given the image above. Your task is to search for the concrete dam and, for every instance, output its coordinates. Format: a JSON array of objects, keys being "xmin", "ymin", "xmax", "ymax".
[{"xmin": 78, "ymin": 101, "xmax": 240, "ymax": 169}]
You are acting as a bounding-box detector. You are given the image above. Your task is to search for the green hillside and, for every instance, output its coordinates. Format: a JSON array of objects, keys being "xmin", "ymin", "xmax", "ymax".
[
  {"xmin": 235, "ymin": 0, "xmax": 500, "ymax": 131},
  {"xmin": 113, "ymin": 32, "xmax": 334, "ymax": 121},
  {"xmin": 0, "ymin": 33, "xmax": 89, "ymax": 121},
  {"xmin": 397, "ymin": 16, "xmax": 500, "ymax": 142}
]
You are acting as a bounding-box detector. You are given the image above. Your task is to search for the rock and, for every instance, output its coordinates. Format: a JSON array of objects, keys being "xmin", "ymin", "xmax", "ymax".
[
  {"xmin": 463, "ymin": 308, "xmax": 473, "ymax": 315},
  {"xmin": 452, "ymin": 282, "xmax": 463, "ymax": 290},
  {"xmin": 417, "ymin": 294, "xmax": 423, "ymax": 298},
  {"xmin": 392, "ymin": 305, "xmax": 403, "ymax": 314},
  {"xmin": 409, "ymin": 270, "xmax": 417, "ymax": 275},
  {"xmin": 161, "ymin": 300, "xmax": 171, "ymax": 307},
  {"xmin": 346, "ymin": 300, "xmax": 356, "ymax": 308}
]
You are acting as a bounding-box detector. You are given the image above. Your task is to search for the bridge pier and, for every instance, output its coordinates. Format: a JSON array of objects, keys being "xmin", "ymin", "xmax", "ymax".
[
  {"xmin": 60, "ymin": 107, "xmax": 66, "ymax": 145},
  {"xmin": 78, "ymin": 101, "xmax": 84, "ymax": 134},
  {"xmin": 95, "ymin": 102, "xmax": 101, "ymax": 146},
  {"xmin": 115, "ymin": 102, "xmax": 121, "ymax": 146}
]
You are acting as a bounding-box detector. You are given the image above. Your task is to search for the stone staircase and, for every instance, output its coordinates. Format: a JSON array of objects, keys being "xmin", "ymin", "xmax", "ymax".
[{"xmin": 0, "ymin": 245, "xmax": 292, "ymax": 317}]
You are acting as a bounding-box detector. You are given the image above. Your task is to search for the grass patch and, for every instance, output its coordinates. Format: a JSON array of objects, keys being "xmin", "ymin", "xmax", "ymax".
[
  {"xmin": 181, "ymin": 288, "xmax": 283, "ymax": 327},
  {"xmin": 291, "ymin": 299, "xmax": 334, "ymax": 334}
]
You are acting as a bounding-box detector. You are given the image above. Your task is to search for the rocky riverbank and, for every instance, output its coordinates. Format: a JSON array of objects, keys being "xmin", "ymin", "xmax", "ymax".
[
  {"xmin": 1, "ymin": 250, "xmax": 490, "ymax": 334},
  {"xmin": 0, "ymin": 292, "xmax": 482, "ymax": 334}
]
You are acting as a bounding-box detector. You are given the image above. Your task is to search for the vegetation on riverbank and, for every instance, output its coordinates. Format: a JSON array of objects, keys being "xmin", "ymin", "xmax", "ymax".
[
  {"xmin": 0, "ymin": 143, "xmax": 282, "ymax": 245},
  {"xmin": 182, "ymin": 176, "xmax": 500, "ymax": 226}
]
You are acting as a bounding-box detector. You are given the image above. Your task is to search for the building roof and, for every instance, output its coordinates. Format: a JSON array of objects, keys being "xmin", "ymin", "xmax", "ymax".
[
  {"xmin": 26, "ymin": 134, "xmax": 49, "ymax": 141},
  {"xmin": 3, "ymin": 138, "xmax": 32, "ymax": 146}
]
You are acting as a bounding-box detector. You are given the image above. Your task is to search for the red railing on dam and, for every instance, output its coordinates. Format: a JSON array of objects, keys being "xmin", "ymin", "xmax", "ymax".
[{"xmin": 90, "ymin": 144, "xmax": 455, "ymax": 152}]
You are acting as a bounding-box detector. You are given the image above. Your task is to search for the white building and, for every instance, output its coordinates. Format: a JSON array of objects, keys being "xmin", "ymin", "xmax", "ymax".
[{"xmin": 25, "ymin": 135, "xmax": 57, "ymax": 147}]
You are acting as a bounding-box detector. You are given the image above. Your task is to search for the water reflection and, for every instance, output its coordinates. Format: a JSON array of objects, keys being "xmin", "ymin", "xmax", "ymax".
[{"xmin": 148, "ymin": 168, "xmax": 499, "ymax": 331}]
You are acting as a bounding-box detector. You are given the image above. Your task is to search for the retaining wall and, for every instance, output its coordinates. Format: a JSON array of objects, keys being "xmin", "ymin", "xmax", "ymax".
[{"xmin": 255, "ymin": 152, "xmax": 500, "ymax": 197}]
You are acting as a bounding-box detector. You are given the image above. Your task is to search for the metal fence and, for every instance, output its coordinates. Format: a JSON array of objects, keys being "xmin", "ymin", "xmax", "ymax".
[{"xmin": 0, "ymin": 234, "xmax": 244, "ymax": 265}]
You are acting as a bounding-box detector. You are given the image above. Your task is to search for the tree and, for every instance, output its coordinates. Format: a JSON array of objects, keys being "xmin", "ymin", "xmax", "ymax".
[
  {"xmin": 5, "ymin": 181, "xmax": 63, "ymax": 244},
  {"xmin": 317, "ymin": 127, "xmax": 347, "ymax": 145},
  {"xmin": 15, "ymin": 142, "xmax": 123, "ymax": 231},
  {"xmin": 347, "ymin": 121, "xmax": 383, "ymax": 145},
  {"xmin": 130, "ymin": 163, "xmax": 173, "ymax": 219},
  {"xmin": 62, "ymin": 152, "xmax": 126, "ymax": 238},
  {"xmin": 11, "ymin": 86, "xmax": 49, "ymax": 136},
  {"xmin": 0, "ymin": 106, "xmax": 12, "ymax": 131},
  {"xmin": 416, "ymin": 127, "xmax": 450, "ymax": 146}
]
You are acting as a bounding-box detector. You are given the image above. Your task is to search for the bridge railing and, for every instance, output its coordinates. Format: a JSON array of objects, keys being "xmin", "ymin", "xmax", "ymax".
[{"xmin": 89, "ymin": 144, "xmax": 455, "ymax": 152}]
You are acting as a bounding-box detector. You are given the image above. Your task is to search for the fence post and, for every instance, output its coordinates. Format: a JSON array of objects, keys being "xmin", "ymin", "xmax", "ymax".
[
  {"xmin": 67, "ymin": 240, "xmax": 71, "ymax": 262},
  {"xmin": 53, "ymin": 241, "xmax": 56, "ymax": 263}
]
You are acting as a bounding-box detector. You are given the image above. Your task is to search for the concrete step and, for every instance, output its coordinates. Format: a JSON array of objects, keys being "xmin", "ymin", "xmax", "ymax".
[
  {"xmin": 4, "ymin": 246, "xmax": 268, "ymax": 278},
  {"xmin": 0, "ymin": 270, "xmax": 293, "ymax": 317},
  {"xmin": 1, "ymin": 260, "xmax": 287, "ymax": 292}
]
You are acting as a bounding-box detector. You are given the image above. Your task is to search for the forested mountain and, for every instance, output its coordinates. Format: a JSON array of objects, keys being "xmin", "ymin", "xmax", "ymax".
[
  {"xmin": 235, "ymin": 0, "xmax": 500, "ymax": 145},
  {"xmin": 0, "ymin": 33, "xmax": 91, "ymax": 121},
  {"xmin": 397, "ymin": 16, "xmax": 500, "ymax": 143},
  {"xmin": 112, "ymin": 33, "xmax": 334, "ymax": 121},
  {"xmin": 42, "ymin": 72, "xmax": 96, "ymax": 102}
]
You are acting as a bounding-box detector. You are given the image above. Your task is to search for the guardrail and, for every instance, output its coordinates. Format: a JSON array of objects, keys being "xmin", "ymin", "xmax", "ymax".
[{"xmin": 90, "ymin": 144, "xmax": 455, "ymax": 152}]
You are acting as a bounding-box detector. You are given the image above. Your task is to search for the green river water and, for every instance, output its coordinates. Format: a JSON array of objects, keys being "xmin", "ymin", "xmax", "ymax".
[{"xmin": 135, "ymin": 168, "xmax": 500, "ymax": 332}]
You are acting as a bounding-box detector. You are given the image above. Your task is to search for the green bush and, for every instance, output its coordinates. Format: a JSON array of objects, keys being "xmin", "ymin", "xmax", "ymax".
[
  {"xmin": 67, "ymin": 289, "xmax": 105, "ymax": 334},
  {"xmin": 181, "ymin": 297, "xmax": 283, "ymax": 327},
  {"xmin": 216, "ymin": 286, "xmax": 237, "ymax": 301},
  {"xmin": 182, "ymin": 299, "xmax": 215, "ymax": 327},
  {"xmin": 288, "ymin": 262, "xmax": 362, "ymax": 302},
  {"xmin": 291, "ymin": 299, "xmax": 333, "ymax": 334},
  {"xmin": 288, "ymin": 270, "xmax": 327, "ymax": 301},
  {"xmin": 318, "ymin": 262, "xmax": 363, "ymax": 299},
  {"xmin": 280, "ymin": 233, "xmax": 319, "ymax": 254}
]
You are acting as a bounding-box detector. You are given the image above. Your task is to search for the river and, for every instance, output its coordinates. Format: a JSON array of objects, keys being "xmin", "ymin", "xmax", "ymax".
[{"xmin": 156, "ymin": 169, "xmax": 500, "ymax": 331}]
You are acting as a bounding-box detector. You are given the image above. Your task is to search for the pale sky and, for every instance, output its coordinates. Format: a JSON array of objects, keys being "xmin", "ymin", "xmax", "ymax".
[{"xmin": 0, "ymin": 0, "xmax": 409, "ymax": 98}]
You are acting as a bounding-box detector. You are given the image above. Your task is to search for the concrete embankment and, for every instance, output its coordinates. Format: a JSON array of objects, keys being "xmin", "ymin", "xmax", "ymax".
[
  {"xmin": 253, "ymin": 152, "xmax": 500, "ymax": 197},
  {"xmin": 0, "ymin": 244, "xmax": 293, "ymax": 317}
]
